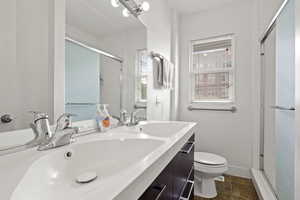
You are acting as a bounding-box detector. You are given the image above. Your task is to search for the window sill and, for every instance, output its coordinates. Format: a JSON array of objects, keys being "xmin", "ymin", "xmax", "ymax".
[{"xmin": 187, "ymin": 102, "xmax": 237, "ymax": 113}]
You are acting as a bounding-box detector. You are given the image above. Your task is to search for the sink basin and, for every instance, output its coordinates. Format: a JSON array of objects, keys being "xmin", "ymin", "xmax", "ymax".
[
  {"xmin": 138, "ymin": 122, "xmax": 190, "ymax": 138},
  {"xmin": 11, "ymin": 138, "xmax": 164, "ymax": 200}
]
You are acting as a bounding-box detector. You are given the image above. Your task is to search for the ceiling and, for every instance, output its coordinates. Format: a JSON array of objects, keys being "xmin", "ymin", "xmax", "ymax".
[
  {"xmin": 166, "ymin": 0, "xmax": 238, "ymax": 14},
  {"xmin": 66, "ymin": 0, "xmax": 145, "ymax": 38}
]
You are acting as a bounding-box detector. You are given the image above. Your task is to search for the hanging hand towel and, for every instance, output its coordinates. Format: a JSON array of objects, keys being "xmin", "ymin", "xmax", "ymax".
[
  {"xmin": 162, "ymin": 58, "xmax": 174, "ymax": 89},
  {"xmin": 152, "ymin": 56, "xmax": 164, "ymax": 88}
]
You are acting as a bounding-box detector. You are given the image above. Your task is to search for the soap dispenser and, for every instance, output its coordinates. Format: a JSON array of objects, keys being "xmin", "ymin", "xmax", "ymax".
[{"xmin": 96, "ymin": 104, "xmax": 111, "ymax": 132}]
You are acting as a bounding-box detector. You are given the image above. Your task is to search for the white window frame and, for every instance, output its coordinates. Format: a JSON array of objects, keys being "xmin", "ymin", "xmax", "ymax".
[
  {"xmin": 135, "ymin": 48, "xmax": 148, "ymax": 107},
  {"xmin": 188, "ymin": 34, "xmax": 236, "ymax": 108}
]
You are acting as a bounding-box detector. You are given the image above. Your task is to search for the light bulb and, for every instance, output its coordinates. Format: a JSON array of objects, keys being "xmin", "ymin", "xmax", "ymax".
[
  {"xmin": 122, "ymin": 8, "xmax": 130, "ymax": 17},
  {"xmin": 111, "ymin": 0, "xmax": 119, "ymax": 8},
  {"xmin": 141, "ymin": 1, "xmax": 150, "ymax": 11}
]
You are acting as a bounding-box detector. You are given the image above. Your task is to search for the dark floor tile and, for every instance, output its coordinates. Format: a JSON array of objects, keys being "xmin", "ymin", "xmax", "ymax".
[{"xmin": 194, "ymin": 175, "xmax": 259, "ymax": 200}]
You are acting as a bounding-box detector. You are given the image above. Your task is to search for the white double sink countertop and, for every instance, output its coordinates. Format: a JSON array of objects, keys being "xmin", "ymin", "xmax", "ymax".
[{"xmin": 0, "ymin": 121, "xmax": 196, "ymax": 200}]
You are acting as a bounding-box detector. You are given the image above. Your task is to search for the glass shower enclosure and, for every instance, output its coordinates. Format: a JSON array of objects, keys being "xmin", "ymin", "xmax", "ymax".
[{"xmin": 260, "ymin": 0, "xmax": 295, "ymax": 199}]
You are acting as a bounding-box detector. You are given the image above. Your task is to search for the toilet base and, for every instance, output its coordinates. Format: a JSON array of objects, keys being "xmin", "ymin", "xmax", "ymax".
[{"xmin": 194, "ymin": 176, "xmax": 217, "ymax": 198}]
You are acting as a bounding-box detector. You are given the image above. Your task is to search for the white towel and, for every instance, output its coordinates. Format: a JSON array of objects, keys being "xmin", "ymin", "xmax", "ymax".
[
  {"xmin": 162, "ymin": 58, "xmax": 174, "ymax": 89},
  {"xmin": 152, "ymin": 56, "xmax": 164, "ymax": 88}
]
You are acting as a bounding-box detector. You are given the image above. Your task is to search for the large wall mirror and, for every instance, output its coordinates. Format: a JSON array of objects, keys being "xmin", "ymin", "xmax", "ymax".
[
  {"xmin": 65, "ymin": 0, "xmax": 147, "ymax": 122},
  {"xmin": 0, "ymin": 0, "xmax": 147, "ymax": 148}
]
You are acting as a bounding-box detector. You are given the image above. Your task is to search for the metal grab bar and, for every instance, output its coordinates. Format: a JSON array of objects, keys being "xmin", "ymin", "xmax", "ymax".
[
  {"xmin": 134, "ymin": 104, "xmax": 147, "ymax": 109},
  {"xmin": 188, "ymin": 105, "xmax": 237, "ymax": 113},
  {"xmin": 66, "ymin": 103, "xmax": 98, "ymax": 106},
  {"xmin": 270, "ymin": 105, "xmax": 295, "ymax": 111}
]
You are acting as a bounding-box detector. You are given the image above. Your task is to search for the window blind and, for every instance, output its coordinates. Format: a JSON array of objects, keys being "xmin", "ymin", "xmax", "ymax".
[{"xmin": 193, "ymin": 39, "xmax": 232, "ymax": 53}]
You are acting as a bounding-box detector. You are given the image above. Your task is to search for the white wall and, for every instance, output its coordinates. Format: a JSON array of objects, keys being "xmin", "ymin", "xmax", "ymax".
[
  {"xmin": 0, "ymin": 0, "xmax": 18, "ymax": 132},
  {"xmin": 170, "ymin": 10, "xmax": 180, "ymax": 120},
  {"xmin": 0, "ymin": 0, "xmax": 65, "ymax": 133},
  {"xmin": 179, "ymin": 1, "xmax": 256, "ymax": 177},
  {"xmin": 139, "ymin": 0, "xmax": 173, "ymax": 121}
]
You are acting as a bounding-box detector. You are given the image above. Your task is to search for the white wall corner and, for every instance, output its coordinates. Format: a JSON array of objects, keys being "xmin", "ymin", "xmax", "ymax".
[
  {"xmin": 170, "ymin": 9, "xmax": 180, "ymax": 121},
  {"xmin": 226, "ymin": 165, "xmax": 251, "ymax": 178}
]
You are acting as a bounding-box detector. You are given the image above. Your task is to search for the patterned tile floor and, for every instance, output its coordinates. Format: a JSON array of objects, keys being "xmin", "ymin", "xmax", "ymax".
[{"xmin": 194, "ymin": 175, "xmax": 259, "ymax": 200}]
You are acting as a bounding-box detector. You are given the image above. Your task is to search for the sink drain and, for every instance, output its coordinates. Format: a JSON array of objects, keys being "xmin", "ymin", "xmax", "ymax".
[
  {"xmin": 76, "ymin": 172, "xmax": 98, "ymax": 184},
  {"xmin": 64, "ymin": 150, "xmax": 74, "ymax": 160}
]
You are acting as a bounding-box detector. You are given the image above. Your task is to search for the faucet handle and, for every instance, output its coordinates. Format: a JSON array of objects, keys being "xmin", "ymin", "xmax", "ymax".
[
  {"xmin": 55, "ymin": 113, "xmax": 77, "ymax": 132},
  {"xmin": 28, "ymin": 111, "xmax": 49, "ymax": 122},
  {"xmin": 120, "ymin": 110, "xmax": 129, "ymax": 123}
]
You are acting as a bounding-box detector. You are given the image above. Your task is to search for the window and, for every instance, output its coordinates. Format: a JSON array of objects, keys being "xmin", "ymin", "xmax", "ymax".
[
  {"xmin": 189, "ymin": 35, "xmax": 235, "ymax": 104},
  {"xmin": 135, "ymin": 49, "xmax": 149, "ymax": 105}
]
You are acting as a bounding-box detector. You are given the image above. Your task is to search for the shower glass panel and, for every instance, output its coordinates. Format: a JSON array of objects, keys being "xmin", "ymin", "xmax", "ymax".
[
  {"xmin": 99, "ymin": 56, "xmax": 122, "ymax": 118},
  {"xmin": 65, "ymin": 40, "xmax": 123, "ymax": 122},
  {"xmin": 65, "ymin": 40, "xmax": 100, "ymax": 121},
  {"xmin": 275, "ymin": 0, "xmax": 295, "ymax": 199},
  {"xmin": 261, "ymin": 0, "xmax": 295, "ymax": 199}
]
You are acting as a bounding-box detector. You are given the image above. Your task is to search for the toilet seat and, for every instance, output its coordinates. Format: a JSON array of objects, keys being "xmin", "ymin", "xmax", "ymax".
[{"xmin": 194, "ymin": 152, "xmax": 227, "ymax": 166}]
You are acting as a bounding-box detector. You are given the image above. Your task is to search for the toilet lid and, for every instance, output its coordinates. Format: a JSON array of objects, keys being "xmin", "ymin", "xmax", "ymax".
[{"xmin": 194, "ymin": 152, "xmax": 227, "ymax": 166}]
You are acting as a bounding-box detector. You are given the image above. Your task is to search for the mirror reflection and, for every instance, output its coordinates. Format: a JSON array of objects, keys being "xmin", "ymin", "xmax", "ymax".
[
  {"xmin": 65, "ymin": 0, "xmax": 147, "ymax": 122},
  {"xmin": 0, "ymin": 0, "xmax": 147, "ymax": 150}
]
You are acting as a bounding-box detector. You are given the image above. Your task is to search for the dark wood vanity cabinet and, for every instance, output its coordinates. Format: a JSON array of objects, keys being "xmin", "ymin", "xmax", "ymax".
[{"xmin": 139, "ymin": 134, "xmax": 195, "ymax": 200}]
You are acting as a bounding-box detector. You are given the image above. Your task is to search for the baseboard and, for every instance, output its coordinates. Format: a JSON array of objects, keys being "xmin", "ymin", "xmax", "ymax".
[
  {"xmin": 225, "ymin": 165, "xmax": 251, "ymax": 178},
  {"xmin": 251, "ymin": 168, "xmax": 277, "ymax": 200}
]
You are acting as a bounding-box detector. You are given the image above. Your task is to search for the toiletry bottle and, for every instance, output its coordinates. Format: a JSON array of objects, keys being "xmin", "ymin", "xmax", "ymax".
[
  {"xmin": 96, "ymin": 104, "xmax": 105, "ymax": 131},
  {"xmin": 102, "ymin": 104, "xmax": 111, "ymax": 130},
  {"xmin": 96, "ymin": 104, "xmax": 111, "ymax": 132}
]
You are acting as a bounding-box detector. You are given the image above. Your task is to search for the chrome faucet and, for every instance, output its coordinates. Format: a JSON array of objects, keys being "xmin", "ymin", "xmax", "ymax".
[
  {"xmin": 112, "ymin": 109, "xmax": 145, "ymax": 127},
  {"xmin": 127, "ymin": 109, "xmax": 144, "ymax": 126},
  {"xmin": 30, "ymin": 112, "xmax": 79, "ymax": 151},
  {"xmin": 112, "ymin": 110, "xmax": 130, "ymax": 126},
  {"xmin": 29, "ymin": 111, "xmax": 53, "ymax": 144}
]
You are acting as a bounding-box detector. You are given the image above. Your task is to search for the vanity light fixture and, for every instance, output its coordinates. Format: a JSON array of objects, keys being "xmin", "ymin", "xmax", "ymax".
[
  {"xmin": 141, "ymin": 1, "xmax": 150, "ymax": 12},
  {"xmin": 111, "ymin": 0, "xmax": 120, "ymax": 7},
  {"xmin": 122, "ymin": 8, "xmax": 130, "ymax": 17},
  {"xmin": 114, "ymin": 0, "xmax": 150, "ymax": 17}
]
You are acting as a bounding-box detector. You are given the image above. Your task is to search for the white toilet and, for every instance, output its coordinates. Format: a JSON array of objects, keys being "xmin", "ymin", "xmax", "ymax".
[{"xmin": 194, "ymin": 152, "xmax": 228, "ymax": 198}]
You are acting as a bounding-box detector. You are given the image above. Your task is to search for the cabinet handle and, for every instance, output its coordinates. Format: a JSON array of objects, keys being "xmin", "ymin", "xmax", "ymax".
[
  {"xmin": 152, "ymin": 184, "xmax": 167, "ymax": 200},
  {"xmin": 179, "ymin": 180, "xmax": 194, "ymax": 200},
  {"xmin": 180, "ymin": 142, "xmax": 194, "ymax": 154}
]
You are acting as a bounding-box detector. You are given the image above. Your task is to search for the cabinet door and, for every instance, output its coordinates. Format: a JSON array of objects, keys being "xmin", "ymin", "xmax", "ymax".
[
  {"xmin": 173, "ymin": 135, "xmax": 194, "ymax": 200},
  {"xmin": 139, "ymin": 161, "xmax": 173, "ymax": 200},
  {"xmin": 139, "ymin": 134, "xmax": 195, "ymax": 200}
]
